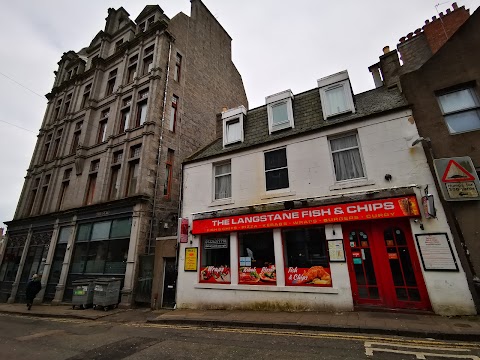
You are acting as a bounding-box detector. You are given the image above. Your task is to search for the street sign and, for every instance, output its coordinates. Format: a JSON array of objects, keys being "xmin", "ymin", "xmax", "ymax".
[{"xmin": 434, "ymin": 157, "xmax": 480, "ymax": 201}]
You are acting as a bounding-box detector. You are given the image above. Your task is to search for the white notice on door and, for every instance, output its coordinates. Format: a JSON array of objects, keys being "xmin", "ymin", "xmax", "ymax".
[{"xmin": 415, "ymin": 233, "xmax": 458, "ymax": 271}]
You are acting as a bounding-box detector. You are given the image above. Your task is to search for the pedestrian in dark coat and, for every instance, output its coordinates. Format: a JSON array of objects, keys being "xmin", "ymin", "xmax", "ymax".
[{"xmin": 25, "ymin": 274, "xmax": 41, "ymax": 310}]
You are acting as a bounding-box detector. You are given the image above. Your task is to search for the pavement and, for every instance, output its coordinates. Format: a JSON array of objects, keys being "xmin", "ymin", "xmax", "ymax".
[{"xmin": 0, "ymin": 303, "xmax": 479, "ymax": 341}]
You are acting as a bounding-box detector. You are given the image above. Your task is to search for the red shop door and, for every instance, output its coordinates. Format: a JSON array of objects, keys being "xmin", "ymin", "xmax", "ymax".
[{"xmin": 343, "ymin": 220, "xmax": 431, "ymax": 311}]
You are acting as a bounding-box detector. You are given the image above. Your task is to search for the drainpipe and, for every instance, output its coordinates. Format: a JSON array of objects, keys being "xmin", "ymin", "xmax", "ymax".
[{"xmin": 147, "ymin": 36, "xmax": 173, "ymax": 254}]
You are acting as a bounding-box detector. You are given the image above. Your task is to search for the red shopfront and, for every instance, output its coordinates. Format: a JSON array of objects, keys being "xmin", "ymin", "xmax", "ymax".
[{"xmin": 192, "ymin": 195, "xmax": 431, "ymax": 311}]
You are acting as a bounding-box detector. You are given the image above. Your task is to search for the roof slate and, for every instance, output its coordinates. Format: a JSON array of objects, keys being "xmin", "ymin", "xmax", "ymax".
[{"xmin": 186, "ymin": 85, "xmax": 408, "ymax": 163}]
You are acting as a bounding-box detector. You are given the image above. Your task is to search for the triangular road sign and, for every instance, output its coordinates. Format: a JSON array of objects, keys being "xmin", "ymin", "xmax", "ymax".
[{"xmin": 441, "ymin": 160, "xmax": 475, "ymax": 183}]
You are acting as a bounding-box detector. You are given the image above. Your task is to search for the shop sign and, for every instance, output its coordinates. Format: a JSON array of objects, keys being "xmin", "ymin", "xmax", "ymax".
[
  {"xmin": 184, "ymin": 247, "xmax": 198, "ymax": 272},
  {"xmin": 204, "ymin": 238, "xmax": 228, "ymax": 249},
  {"xmin": 192, "ymin": 196, "xmax": 420, "ymax": 234},
  {"xmin": 434, "ymin": 157, "xmax": 480, "ymax": 201},
  {"xmin": 285, "ymin": 266, "xmax": 332, "ymax": 287},
  {"xmin": 415, "ymin": 233, "xmax": 458, "ymax": 271},
  {"xmin": 179, "ymin": 218, "xmax": 189, "ymax": 243},
  {"xmin": 200, "ymin": 266, "xmax": 230, "ymax": 283},
  {"xmin": 239, "ymin": 266, "xmax": 276, "ymax": 285}
]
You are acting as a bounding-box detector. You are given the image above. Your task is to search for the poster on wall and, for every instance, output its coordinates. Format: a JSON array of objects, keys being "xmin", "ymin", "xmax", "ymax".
[
  {"xmin": 415, "ymin": 233, "xmax": 458, "ymax": 271},
  {"xmin": 327, "ymin": 240, "xmax": 345, "ymax": 262},
  {"xmin": 184, "ymin": 247, "xmax": 198, "ymax": 272},
  {"xmin": 239, "ymin": 265, "xmax": 276, "ymax": 285},
  {"xmin": 284, "ymin": 266, "xmax": 332, "ymax": 287},
  {"xmin": 180, "ymin": 218, "xmax": 189, "ymax": 243},
  {"xmin": 200, "ymin": 266, "xmax": 231, "ymax": 283}
]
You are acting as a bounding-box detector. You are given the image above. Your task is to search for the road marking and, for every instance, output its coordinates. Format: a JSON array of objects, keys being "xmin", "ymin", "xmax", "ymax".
[
  {"xmin": 1, "ymin": 313, "xmax": 479, "ymax": 350},
  {"xmin": 365, "ymin": 341, "xmax": 480, "ymax": 359},
  {"xmin": 17, "ymin": 329, "xmax": 65, "ymax": 341}
]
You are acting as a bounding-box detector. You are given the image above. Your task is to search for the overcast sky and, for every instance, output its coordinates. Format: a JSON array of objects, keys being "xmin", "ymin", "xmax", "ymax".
[{"xmin": 0, "ymin": 0, "xmax": 479, "ymax": 227}]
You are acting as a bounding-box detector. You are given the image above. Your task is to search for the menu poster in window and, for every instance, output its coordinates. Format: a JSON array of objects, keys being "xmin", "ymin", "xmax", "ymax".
[
  {"xmin": 327, "ymin": 239, "xmax": 345, "ymax": 262},
  {"xmin": 285, "ymin": 266, "xmax": 332, "ymax": 287},
  {"xmin": 200, "ymin": 266, "xmax": 230, "ymax": 283},
  {"xmin": 184, "ymin": 247, "xmax": 198, "ymax": 272},
  {"xmin": 415, "ymin": 233, "xmax": 458, "ymax": 271},
  {"xmin": 239, "ymin": 266, "xmax": 276, "ymax": 285}
]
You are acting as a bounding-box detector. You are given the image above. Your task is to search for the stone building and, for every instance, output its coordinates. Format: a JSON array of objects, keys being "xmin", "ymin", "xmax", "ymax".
[
  {"xmin": 0, "ymin": 0, "xmax": 247, "ymax": 308},
  {"xmin": 370, "ymin": 3, "xmax": 480, "ymax": 305},
  {"xmin": 177, "ymin": 69, "xmax": 475, "ymax": 315}
]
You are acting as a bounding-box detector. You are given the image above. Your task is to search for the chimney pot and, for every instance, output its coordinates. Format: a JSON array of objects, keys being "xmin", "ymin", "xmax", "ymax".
[
  {"xmin": 439, "ymin": 11, "xmax": 444, "ymax": 17},
  {"xmin": 407, "ymin": 32, "xmax": 414, "ymax": 39},
  {"xmin": 432, "ymin": 16, "xmax": 437, "ymax": 20},
  {"xmin": 452, "ymin": 2, "xmax": 458, "ymax": 10},
  {"xmin": 383, "ymin": 46, "xmax": 390, "ymax": 54},
  {"xmin": 446, "ymin": 8, "xmax": 451, "ymax": 14},
  {"xmin": 222, "ymin": 107, "xmax": 228, "ymax": 112},
  {"xmin": 399, "ymin": 36, "xmax": 406, "ymax": 43},
  {"xmin": 425, "ymin": 19, "xmax": 430, "ymax": 25},
  {"xmin": 414, "ymin": 28, "xmax": 422, "ymax": 35}
]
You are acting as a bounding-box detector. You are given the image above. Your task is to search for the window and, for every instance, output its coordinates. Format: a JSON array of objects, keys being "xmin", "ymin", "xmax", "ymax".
[
  {"xmin": 147, "ymin": 16, "xmax": 155, "ymax": 28},
  {"xmin": 318, "ymin": 70, "xmax": 355, "ymax": 119},
  {"xmin": 97, "ymin": 121, "xmax": 107, "ymax": 144},
  {"xmin": 169, "ymin": 95, "xmax": 178, "ymax": 132},
  {"xmin": 63, "ymin": 93, "xmax": 72, "ymax": 117},
  {"xmin": 108, "ymin": 166, "xmax": 121, "ymax": 200},
  {"xmin": 283, "ymin": 227, "xmax": 331, "ymax": 287},
  {"xmin": 226, "ymin": 119, "xmax": 241, "ymax": 144},
  {"xmin": 119, "ymin": 97, "xmax": 132, "ymax": 133},
  {"xmin": 142, "ymin": 45, "xmax": 154, "ymax": 76},
  {"xmin": 200, "ymin": 234, "xmax": 230, "ymax": 284},
  {"xmin": 53, "ymin": 98, "xmax": 62, "ymax": 120},
  {"xmin": 57, "ymin": 181, "xmax": 69, "ymax": 211},
  {"xmin": 266, "ymin": 90, "xmax": 294, "ymax": 133},
  {"xmin": 130, "ymin": 145, "xmax": 141, "ymax": 158},
  {"xmin": 70, "ymin": 218, "xmax": 131, "ymax": 278},
  {"xmin": 135, "ymin": 90, "xmax": 148, "ymax": 127},
  {"xmin": 114, "ymin": 39, "xmax": 123, "ymax": 52},
  {"xmin": 38, "ymin": 175, "xmax": 51, "ymax": 214},
  {"xmin": 126, "ymin": 161, "xmax": 139, "ymax": 196},
  {"xmin": 81, "ymin": 84, "xmax": 92, "ymax": 108},
  {"xmin": 112, "ymin": 151, "xmax": 123, "ymax": 164},
  {"xmin": 105, "ymin": 69, "xmax": 117, "ymax": 96},
  {"xmin": 329, "ymin": 133, "xmax": 365, "ymax": 182},
  {"xmin": 437, "ymin": 87, "xmax": 480, "ymax": 134},
  {"xmin": 70, "ymin": 122, "xmax": 82, "ymax": 154},
  {"xmin": 264, "ymin": 148, "xmax": 289, "ymax": 191},
  {"xmin": 63, "ymin": 168, "xmax": 72, "ymax": 180},
  {"xmin": 138, "ymin": 22, "xmax": 146, "ymax": 32},
  {"xmin": 26, "ymin": 178, "xmax": 40, "ymax": 216},
  {"xmin": 85, "ymin": 174, "xmax": 97, "ymax": 205},
  {"xmin": 52, "ymin": 129, "xmax": 63, "ymax": 159},
  {"xmin": 174, "ymin": 53, "xmax": 182, "ymax": 81},
  {"xmin": 163, "ymin": 149, "xmax": 174, "ymax": 198},
  {"xmin": 214, "ymin": 162, "xmax": 231, "ymax": 200},
  {"xmin": 90, "ymin": 159, "xmax": 100, "ymax": 172},
  {"xmin": 222, "ymin": 106, "xmax": 246, "ymax": 146},
  {"xmin": 238, "ymin": 231, "xmax": 275, "ymax": 285},
  {"xmin": 126, "ymin": 55, "xmax": 138, "ymax": 83},
  {"xmin": 42, "ymin": 133, "xmax": 52, "ymax": 163}
]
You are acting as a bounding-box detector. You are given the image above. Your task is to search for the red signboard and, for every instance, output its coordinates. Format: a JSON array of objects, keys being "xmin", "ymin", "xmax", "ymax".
[
  {"xmin": 200, "ymin": 266, "xmax": 231, "ymax": 283},
  {"xmin": 239, "ymin": 266, "xmax": 276, "ymax": 285},
  {"xmin": 192, "ymin": 196, "xmax": 420, "ymax": 234},
  {"xmin": 285, "ymin": 266, "xmax": 332, "ymax": 287}
]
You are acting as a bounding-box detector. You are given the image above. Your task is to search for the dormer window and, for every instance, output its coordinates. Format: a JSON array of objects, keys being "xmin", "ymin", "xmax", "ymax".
[
  {"xmin": 222, "ymin": 106, "xmax": 246, "ymax": 147},
  {"xmin": 318, "ymin": 70, "xmax": 355, "ymax": 119},
  {"xmin": 266, "ymin": 90, "xmax": 294, "ymax": 134}
]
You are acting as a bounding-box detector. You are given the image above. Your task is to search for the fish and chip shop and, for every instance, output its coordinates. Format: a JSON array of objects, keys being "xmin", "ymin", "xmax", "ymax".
[{"xmin": 176, "ymin": 195, "xmax": 476, "ymax": 315}]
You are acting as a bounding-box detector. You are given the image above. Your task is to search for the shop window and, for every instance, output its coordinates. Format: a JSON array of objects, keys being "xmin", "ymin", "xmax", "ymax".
[
  {"xmin": 264, "ymin": 148, "xmax": 289, "ymax": 191},
  {"xmin": 238, "ymin": 231, "xmax": 276, "ymax": 285},
  {"xmin": 283, "ymin": 227, "xmax": 331, "ymax": 287},
  {"xmin": 200, "ymin": 234, "xmax": 230, "ymax": 284},
  {"xmin": 214, "ymin": 161, "xmax": 231, "ymax": 200},
  {"xmin": 329, "ymin": 133, "xmax": 365, "ymax": 182},
  {"xmin": 437, "ymin": 87, "xmax": 480, "ymax": 134}
]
